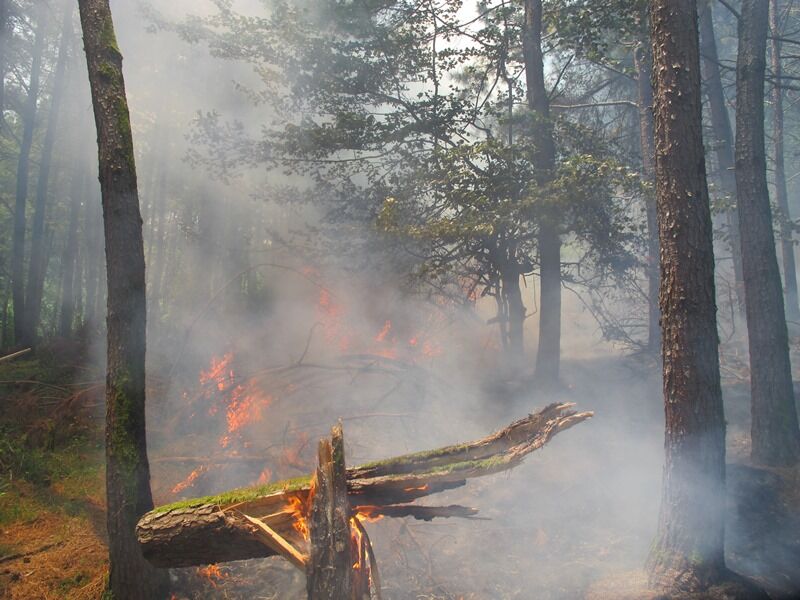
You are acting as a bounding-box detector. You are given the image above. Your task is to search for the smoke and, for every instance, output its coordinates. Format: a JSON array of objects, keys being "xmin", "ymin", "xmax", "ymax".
[{"xmin": 50, "ymin": 1, "xmax": 797, "ymax": 598}]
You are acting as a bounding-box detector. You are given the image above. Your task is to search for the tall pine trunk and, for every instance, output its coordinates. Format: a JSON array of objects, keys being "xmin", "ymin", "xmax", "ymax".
[
  {"xmin": 634, "ymin": 35, "xmax": 660, "ymax": 353},
  {"xmin": 77, "ymin": 0, "xmax": 168, "ymax": 596},
  {"xmin": 59, "ymin": 168, "xmax": 86, "ymax": 337},
  {"xmin": 735, "ymin": 0, "xmax": 800, "ymax": 466},
  {"xmin": 0, "ymin": 0, "xmax": 8, "ymax": 120},
  {"xmin": 769, "ymin": 0, "xmax": 800, "ymax": 323},
  {"xmin": 646, "ymin": 0, "xmax": 727, "ymax": 591},
  {"xmin": 11, "ymin": 5, "xmax": 46, "ymax": 345},
  {"xmin": 522, "ymin": 0, "xmax": 560, "ymax": 385},
  {"xmin": 698, "ymin": 1, "xmax": 745, "ymax": 315},
  {"xmin": 25, "ymin": 4, "xmax": 73, "ymax": 341}
]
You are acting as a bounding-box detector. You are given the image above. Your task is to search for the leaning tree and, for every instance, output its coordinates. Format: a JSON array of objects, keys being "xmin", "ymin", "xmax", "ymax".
[{"xmin": 77, "ymin": 0, "xmax": 168, "ymax": 596}]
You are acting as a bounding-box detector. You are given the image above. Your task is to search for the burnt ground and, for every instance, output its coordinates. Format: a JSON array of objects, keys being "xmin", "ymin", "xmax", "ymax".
[{"xmin": 2, "ymin": 350, "xmax": 799, "ymax": 599}]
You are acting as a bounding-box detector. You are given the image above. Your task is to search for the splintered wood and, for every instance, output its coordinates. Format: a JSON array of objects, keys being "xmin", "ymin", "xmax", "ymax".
[{"xmin": 137, "ymin": 402, "xmax": 592, "ymax": 597}]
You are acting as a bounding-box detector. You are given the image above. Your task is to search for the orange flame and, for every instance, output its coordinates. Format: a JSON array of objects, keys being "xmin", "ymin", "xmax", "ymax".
[
  {"xmin": 219, "ymin": 384, "xmax": 273, "ymax": 448},
  {"xmin": 286, "ymin": 492, "xmax": 312, "ymax": 540},
  {"xmin": 354, "ymin": 507, "xmax": 384, "ymax": 523},
  {"xmin": 197, "ymin": 564, "xmax": 227, "ymax": 587},
  {"xmin": 171, "ymin": 465, "xmax": 208, "ymax": 495},
  {"xmin": 403, "ymin": 484, "xmax": 429, "ymax": 493}
]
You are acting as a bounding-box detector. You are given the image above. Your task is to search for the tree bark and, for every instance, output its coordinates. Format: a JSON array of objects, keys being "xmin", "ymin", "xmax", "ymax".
[
  {"xmin": 11, "ymin": 4, "xmax": 46, "ymax": 345},
  {"xmin": 137, "ymin": 403, "xmax": 590, "ymax": 568},
  {"xmin": 25, "ymin": 3, "xmax": 74, "ymax": 341},
  {"xmin": 698, "ymin": 0, "xmax": 746, "ymax": 315},
  {"xmin": 77, "ymin": 0, "xmax": 168, "ymax": 597},
  {"xmin": 59, "ymin": 168, "xmax": 86, "ymax": 337},
  {"xmin": 501, "ymin": 260, "xmax": 525, "ymax": 362},
  {"xmin": 634, "ymin": 36, "xmax": 660, "ymax": 353},
  {"xmin": 646, "ymin": 0, "xmax": 727, "ymax": 591},
  {"xmin": 769, "ymin": 0, "xmax": 800, "ymax": 323},
  {"xmin": 522, "ymin": 0, "xmax": 560, "ymax": 385},
  {"xmin": 307, "ymin": 424, "xmax": 355, "ymax": 600},
  {"xmin": 735, "ymin": 0, "xmax": 800, "ymax": 466}
]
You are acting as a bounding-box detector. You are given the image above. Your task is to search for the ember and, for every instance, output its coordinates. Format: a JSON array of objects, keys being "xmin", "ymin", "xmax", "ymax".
[{"xmin": 197, "ymin": 564, "xmax": 227, "ymax": 588}]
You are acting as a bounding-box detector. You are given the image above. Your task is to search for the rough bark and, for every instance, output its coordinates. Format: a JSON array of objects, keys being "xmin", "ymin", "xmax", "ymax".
[
  {"xmin": 698, "ymin": 0, "xmax": 746, "ymax": 314},
  {"xmin": 770, "ymin": 0, "xmax": 800, "ymax": 323},
  {"xmin": 522, "ymin": 0, "xmax": 560, "ymax": 385},
  {"xmin": 77, "ymin": 0, "xmax": 168, "ymax": 597},
  {"xmin": 735, "ymin": 0, "xmax": 800, "ymax": 466},
  {"xmin": 646, "ymin": 0, "xmax": 727, "ymax": 591},
  {"xmin": 25, "ymin": 3, "xmax": 73, "ymax": 341},
  {"xmin": 634, "ymin": 35, "xmax": 660, "ymax": 353},
  {"xmin": 11, "ymin": 4, "xmax": 46, "ymax": 345},
  {"xmin": 137, "ymin": 403, "xmax": 591, "ymax": 567},
  {"xmin": 307, "ymin": 424, "xmax": 354, "ymax": 600}
]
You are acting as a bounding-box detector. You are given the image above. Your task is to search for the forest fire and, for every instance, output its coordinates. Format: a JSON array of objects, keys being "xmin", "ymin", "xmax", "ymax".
[
  {"xmin": 354, "ymin": 507, "xmax": 384, "ymax": 524},
  {"xmin": 285, "ymin": 488, "xmax": 314, "ymax": 541},
  {"xmin": 197, "ymin": 564, "xmax": 228, "ymax": 588}
]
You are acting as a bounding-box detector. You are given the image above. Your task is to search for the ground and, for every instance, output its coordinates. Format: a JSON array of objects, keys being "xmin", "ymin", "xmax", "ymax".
[{"xmin": 1, "ymin": 341, "xmax": 799, "ymax": 599}]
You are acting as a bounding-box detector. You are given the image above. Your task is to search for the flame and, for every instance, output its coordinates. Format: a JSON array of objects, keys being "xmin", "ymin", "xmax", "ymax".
[
  {"xmin": 374, "ymin": 320, "xmax": 392, "ymax": 342},
  {"xmin": 171, "ymin": 465, "xmax": 209, "ymax": 495},
  {"xmin": 403, "ymin": 484, "xmax": 429, "ymax": 492},
  {"xmin": 219, "ymin": 383, "xmax": 273, "ymax": 448},
  {"xmin": 197, "ymin": 564, "xmax": 227, "ymax": 587},
  {"xmin": 200, "ymin": 352, "xmax": 235, "ymax": 390},
  {"xmin": 354, "ymin": 507, "xmax": 384, "ymax": 523},
  {"xmin": 350, "ymin": 516, "xmax": 365, "ymax": 570},
  {"xmin": 286, "ymin": 492, "xmax": 312, "ymax": 540}
]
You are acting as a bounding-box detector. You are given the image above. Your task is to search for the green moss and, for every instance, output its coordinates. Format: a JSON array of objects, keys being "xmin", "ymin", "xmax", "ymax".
[
  {"xmin": 153, "ymin": 475, "xmax": 312, "ymax": 513},
  {"xmin": 412, "ymin": 454, "xmax": 508, "ymax": 477},
  {"xmin": 97, "ymin": 61, "xmax": 117, "ymax": 82},
  {"xmin": 355, "ymin": 442, "xmax": 472, "ymax": 471},
  {"xmin": 101, "ymin": 16, "xmax": 121, "ymax": 56},
  {"xmin": 115, "ymin": 98, "xmax": 137, "ymax": 175}
]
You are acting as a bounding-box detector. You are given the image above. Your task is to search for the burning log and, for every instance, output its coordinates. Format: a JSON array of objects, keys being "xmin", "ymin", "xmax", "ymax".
[{"xmin": 137, "ymin": 402, "xmax": 590, "ymax": 570}]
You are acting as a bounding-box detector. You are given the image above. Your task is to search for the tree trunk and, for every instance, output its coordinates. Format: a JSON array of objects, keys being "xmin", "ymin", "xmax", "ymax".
[
  {"xmin": 634, "ymin": 38, "xmax": 660, "ymax": 353},
  {"xmin": 11, "ymin": 5, "xmax": 47, "ymax": 345},
  {"xmin": 0, "ymin": 0, "xmax": 8, "ymax": 121},
  {"xmin": 148, "ymin": 181, "xmax": 168, "ymax": 324},
  {"xmin": 306, "ymin": 425, "xmax": 354, "ymax": 600},
  {"xmin": 522, "ymin": 0, "xmax": 560, "ymax": 386},
  {"xmin": 769, "ymin": 0, "xmax": 800, "ymax": 323},
  {"xmin": 25, "ymin": 4, "xmax": 73, "ymax": 341},
  {"xmin": 501, "ymin": 261, "xmax": 525, "ymax": 362},
  {"xmin": 735, "ymin": 0, "xmax": 800, "ymax": 466},
  {"xmin": 83, "ymin": 192, "xmax": 100, "ymax": 330},
  {"xmin": 646, "ymin": 0, "xmax": 727, "ymax": 591},
  {"xmin": 77, "ymin": 1, "xmax": 168, "ymax": 597},
  {"xmin": 698, "ymin": 0, "xmax": 745, "ymax": 315},
  {"xmin": 59, "ymin": 169, "xmax": 85, "ymax": 337},
  {"xmin": 137, "ymin": 404, "xmax": 590, "ymax": 568}
]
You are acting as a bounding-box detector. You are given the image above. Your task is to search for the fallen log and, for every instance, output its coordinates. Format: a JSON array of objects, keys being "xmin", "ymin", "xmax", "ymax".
[{"xmin": 137, "ymin": 402, "xmax": 591, "ymax": 568}]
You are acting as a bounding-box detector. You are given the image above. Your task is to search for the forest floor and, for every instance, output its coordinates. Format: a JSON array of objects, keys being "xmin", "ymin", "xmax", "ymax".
[{"xmin": 1, "ymin": 342, "xmax": 799, "ymax": 599}]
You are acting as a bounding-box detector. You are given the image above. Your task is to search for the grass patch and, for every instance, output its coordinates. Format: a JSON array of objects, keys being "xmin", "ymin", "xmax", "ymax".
[{"xmin": 0, "ymin": 483, "xmax": 44, "ymax": 526}]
